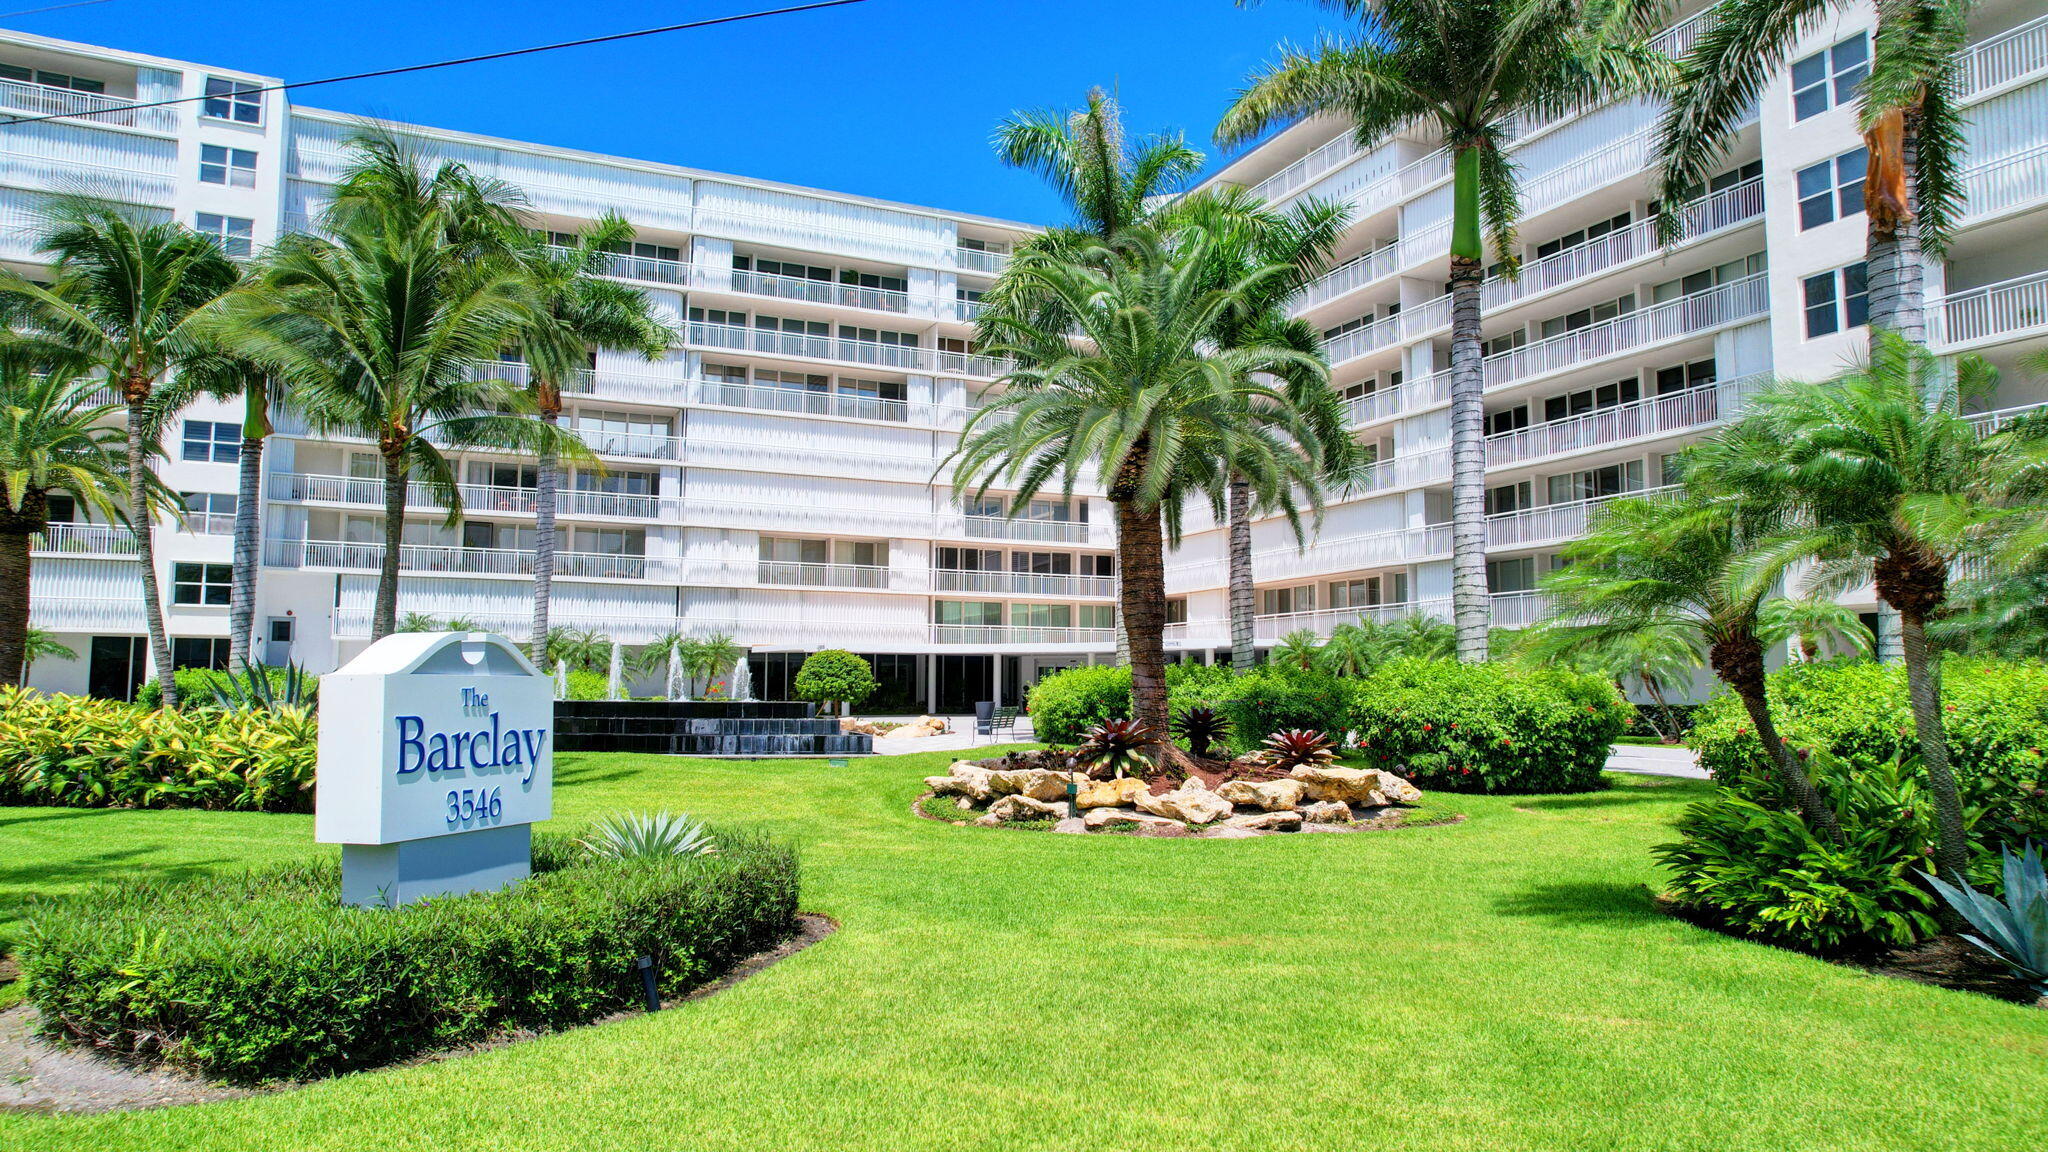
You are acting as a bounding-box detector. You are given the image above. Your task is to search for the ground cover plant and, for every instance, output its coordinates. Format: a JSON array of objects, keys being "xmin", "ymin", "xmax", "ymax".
[{"xmin": 2, "ymin": 748, "xmax": 2045, "ymax": 1150}]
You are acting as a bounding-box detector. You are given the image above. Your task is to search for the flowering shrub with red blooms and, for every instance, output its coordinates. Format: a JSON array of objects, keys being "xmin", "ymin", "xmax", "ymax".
[{"xmin": 1348, "ymin": 658, "xmax": 1628, "ymax": 794}]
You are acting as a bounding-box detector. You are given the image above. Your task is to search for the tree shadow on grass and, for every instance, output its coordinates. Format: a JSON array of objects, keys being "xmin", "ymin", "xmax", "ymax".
[
  {"xmin": 1513, "ymin": 786, "xmax": 1696, "ymax": 814},
  {"xmin": 0, "ymin": 849, "xmax": 246, "ymax": 893},
  {"xmin": 1492, "ymin": 881, "xmax": 1667, "ymax": 929}
]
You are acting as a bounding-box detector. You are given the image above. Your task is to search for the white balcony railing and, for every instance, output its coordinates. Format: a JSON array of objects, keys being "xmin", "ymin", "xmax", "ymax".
[
  {"xmin": 1484, "ymin": 374, "xmax": 1769, "ymax": 468},
  {"xmin": 1165, "ymin": 522, "xmax": 1449, "ymax": 590},
  {"xmin": 28, "ymin": 595, "xmax": 148, "ymax": 631},
  {"xmin": 332, "ymin": 608, "xmax": 679, "ymax": 644},
  {"xmin": 544, "ymin": 245, "xmax": 690, "ymax": 286},
  {"xmin": 686, "ymin": 378, "xmax": 924, "ymax": 424},
  {"xmin": 687, "ymin": 321, "xmax": 1005, "ymax": 377},
  {"xmin": 931, "ymin": 624, "xmax": 1116, "ymax": 646},
  {"xmin": 1935, "ymin": 269, "xmax": 2048, "ymax": 349},
  {"xmin": 1487, "ymin": 179, "xmax": 1764, "ymax": 311},
  {"xmin": 754, "ymin": 560, "xmax": 895, "ymax": 589},
  {"xmin": 1960, "ymin": 142, "xmax": 2048, "ymax": 222},
  {"xmin": 1251, "ymin": 132, "xmax": 1362, "ymax": 203},
  {"xmin": 0, "ymin": 79, "xmax": 178, "ymax": 133},
  {"xmin": 267, "ymin": 472, "xmax": 661, "ymax": 519},
  {"xmin": 1486, "ymin": 485, "xmax": 1681, "ymax": 551},
  {"xmin": 933, "ymin": 569, "xmax": 1117, "ymax": 598},
  {"xmin": 1959, "ymin": 13, "xmax": 2048, "ymax": 99},
  {"xmin": 31, "ymin": 523, "xmax": 140, "ymax": 556},
  {"xmin": 1297, "ymin": 244, "xmax": 1403, "ymax": 313},
  {"xmin": 264, "ymin": 538, "xmax": 656, "ymax": 580},
  {"xmin": 730, "ymin": 268, "xmax": 912, "ymax": 314},
  {"xmin": 959, "ymin": 515, "xmax": 1092, "ymax": 543},
  {"xmin": 954, "ymin": 246, "xmax": 1009, "ymax": 274},
  {"xmin": 1470, "ymin": 273, "xmax": 1769, "ymax": 393}
]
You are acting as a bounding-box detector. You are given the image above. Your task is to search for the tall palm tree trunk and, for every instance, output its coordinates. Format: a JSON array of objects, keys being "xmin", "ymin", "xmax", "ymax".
[
  {"xmin": 1113, "ymin": 498, "xmax": 1171, "ymax": 744},
  {"xmin": 228, "ymin": 384, "xmax": 269, "ymax": 668},
  {"xmin": 125, "ymin": 389, "xmax": 175, "ymax": 706},
  {"xmin": 1863, "ymin": 105, "xmax": 1928, "ymax": 346},
  {"xmin": 1227, "ymin": 475, "xmax": 1255, "ymax": 671},
  {"xmin": 1447, "ymin": 259, "xmax": 1490, "ymax": 662},
  {"xmin": 373, "ymin": 445, "xmax": 408, "ymax": 641},
  {"xmin": 0, "ymin": 520, "xmax": 35, "ymax": 686},
  {"xmin": 1876, "ymin": 552, "xmax": 1970, "ymax": 897},
  {"xmin": 530, "ymin": 399, "xmax": 561, "ymax": 666},
  {"xmin": 1709, "ymin": 630, "xmax": 1841, "ymax": 838}
]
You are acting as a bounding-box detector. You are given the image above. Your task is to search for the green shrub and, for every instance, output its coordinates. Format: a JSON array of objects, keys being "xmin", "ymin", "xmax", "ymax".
[
  {"xmin": 1188, "ymin": 668, "xmax": 1355, "ymax": 754},
  {"xmin": 793, "ymin": 649, "xmax": 876, "ymax": 711},
  {"xmin": 137, "ymin": 665, "xmax": 318, "ymax": 710},
  {"xmin": 1026, "ymin": 664, "xmax": 1131, "ymax": 744},
  {"xmin": 0, "ymin": 687, "xmax": 316, "ymax": 812},
  {"xmin": 1350, "ymin": 658, "xmax": 1629, "ymax": 793},
  {"xmin": 20, "ymin": 827, "xmax": 800, "ymax": 1082},
  {"xmin": 564, "ymin": 668, "xmax": 611, "ymax": 701}
]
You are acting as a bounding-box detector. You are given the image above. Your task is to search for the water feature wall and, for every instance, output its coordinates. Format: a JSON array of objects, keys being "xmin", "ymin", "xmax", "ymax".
[{"xmin": 553, "ymin": 700, "xmax": 872, "ymax": 756}]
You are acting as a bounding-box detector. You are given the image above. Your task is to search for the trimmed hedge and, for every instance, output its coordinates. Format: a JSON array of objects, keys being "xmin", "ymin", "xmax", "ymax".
[
  {"xmin": 1026, "ymin": 664, "xmax": 1131, "ymax": 744},
  {"xmin": 0, "ymin": 687, "xmax": 316, "ymax": 812},
  {"xmin": 1350, "ymin": 658, "xmax": 1630, "ymax": 793},
  {"xmin": 794, "ymin": 649, "xmax": 877, "ymax": 710},
  {"xmin": 1170, "ymin": 666, "xmax": 1355, "ymax": 755},
  {"xmin": 20, "ymin": 828, "xmax": 800, "ymax": 1083}
]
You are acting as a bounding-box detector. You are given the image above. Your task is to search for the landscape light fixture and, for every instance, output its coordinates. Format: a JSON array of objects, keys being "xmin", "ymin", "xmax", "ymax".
[{"xmin": 636, "ymin": 955, "xmax": 660, "ymax": 1012}]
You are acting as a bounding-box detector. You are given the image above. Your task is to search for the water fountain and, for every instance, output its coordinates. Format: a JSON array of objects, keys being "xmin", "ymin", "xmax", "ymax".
[{"xmin": 730, "ymin": 656, "xmax": 755, "ymax": 703}]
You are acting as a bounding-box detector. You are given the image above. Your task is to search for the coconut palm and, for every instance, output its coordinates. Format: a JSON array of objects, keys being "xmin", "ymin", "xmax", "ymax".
[
  {"xmin": 1171, "ymin": 186, "xmax": 1362, "ymax": 671},
  {"xmin": 1685, "ymin": 334, "xmax": 2048, "ymax": 886},
  {"xmin": 503, "ymin": 217, "xmax": 674, "ymax": 666},
  {"xmin": 1760, "ymin": 594, "xmax": 1876, "ymax": 661},
  {"xmin": 0, "ymin": 356, "xmax": 137, "ymax": 684},
  {"xmin": 1219, "ymin": 0, "xmax": 1673, "ymax": 661},
  {"xmin": 951, "ymin": 225, "xmax": 1334, "ymax": 750},
  {"xmin": 0, "ymin": 196, "xmax": 240, "ymax": 704},
  {"xmin": 1657, "ymin": 0, "xmax": 1972, "ymax": 346},
  {"xmin": 1541, "ymin": 491, "xmax": 1841, "ymax": 835},
  {"xmin": 212, "ymin": 127, "xmax": 580, "ymax": 640}
]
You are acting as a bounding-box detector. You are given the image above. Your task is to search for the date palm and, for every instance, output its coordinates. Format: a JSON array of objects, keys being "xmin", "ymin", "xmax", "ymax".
[
  {"xmin": 1519, "ymin": 619, "xmax": 1704, "ymax": 740},
  {"xmin": 1759, "ymin": 594, "xmax": 1876, "ymax": 661},
  {"xmin": 213, "ymin": 127, "xmax": 580, "ymax": 640},
  {"xmin": 1658, "ymin": 0, "xmax": 1972, "ymax": 346},
  {"xmin": 1685, "ymin": 334, "xmax": 2048, "ymax": 886},
  {"xmin": 20, "ymin": 627, "xmax": 76, "ymax": 683},
  {"xmin": 1541, "ymin": 491, "xmax": 1842, "ymax": 836},
  {"xmin": 951, "ymin": 225, "xmax": 1334, "ymax": 750},
  {"xmin": 1220, "ymin": 0, "xmax": 1672, "ymax": 661},
  {"xmin": 0, "ymin": 196, "xmax": 240, "ymax": 704},
  {"xmin": 504, "ymin": 217, "xmax": 674, "ymax": 666}
]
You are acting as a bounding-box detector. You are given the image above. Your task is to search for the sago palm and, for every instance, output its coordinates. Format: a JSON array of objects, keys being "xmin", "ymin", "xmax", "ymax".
[
  {"xmin": 1220, "ymin": 0, "xmax": 1672, "ymax": 661},
  {"xmin": 1658, "ymin": 0, "xmax": 1972, "ymax": 345},
  {"xmin": 0, "ymin": 196, "xmax": 239, "ymax": 704},
  {"xmin": 505, "ymin": 216, "xmax": 674, "ymax": 665},
  {"xmin": 951, "ymin": 225, "xmax": 1333, "ymax": 749},
  {"xmin": 1541, "ymin": 492, "xmax": 1841, "ymax": 835},
  {"xmin": 1685, "ymin": 334, "xmax": 2047, "ymax": 886}
]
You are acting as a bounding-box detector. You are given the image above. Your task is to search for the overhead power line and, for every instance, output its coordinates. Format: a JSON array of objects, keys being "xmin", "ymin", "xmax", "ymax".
[
  {"xmin": 0, "ymin": 0, "xmax": 867, "ymax": 128},
  {"xmin": 0, "ymin": 0, "xmax": 116, "ymax": 19}
]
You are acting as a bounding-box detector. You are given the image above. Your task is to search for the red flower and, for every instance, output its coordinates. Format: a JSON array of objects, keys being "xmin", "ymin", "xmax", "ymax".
[{"xmin": 1423, "ymin": 723, "xmax": 1434, "ymax": 732}]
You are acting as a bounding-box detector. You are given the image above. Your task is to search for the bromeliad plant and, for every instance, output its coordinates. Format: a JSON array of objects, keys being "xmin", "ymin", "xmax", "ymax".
[
  {"xmin": 1257, "ymin": 728, "xmax": 1337, "ymax": 772},
  {"xmin": 580, "ymin": 811, "xmax": 719, "ymax": 861},
  {"xmin": 1073, "ymin": 718, "xmax": 1158, "ymax": 780},
  {"xmin": 1924, "ymin": 842, "xmax": 2048, "ymax": 998},
  {"xmin": 1170, "ymin": 705, "xmax": 1233, "ymax": 760}
]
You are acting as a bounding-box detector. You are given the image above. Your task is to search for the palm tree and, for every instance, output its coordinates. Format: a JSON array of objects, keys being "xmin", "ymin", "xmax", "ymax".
[
  {"xmin": 0, "ymin": 197, "xmax": 240, "ymax": 704},
  {"xmin": 1541, "ymin": 492, "xmax": 1841, "ymax": 836},
  {"xmin": 545, "ymin": 625, "xmax": 613, "ymax": 673},
  {"xmin": 0, "ymin": 356, "xmax": 135, "ymax": 684},
  {"xmin": 1658, "ymin": 0, "xmax": 1972, "ymax": 345},
  {"xmin": 952, "ymin": 225, "xmax": 1334, "ymax": 749},
  {"xmin": 1760, "ymin": 594, "xmax": 1876, "ymax": 662},
  {"xmin": 1171, "ymin": 186, "xmax": 1361, "ymax": 671},
  {"xmin": 20, "ymin": 627, "xmax": 76, "ymax": 684},
  {"xmin": 1270, "ymin": 628, "xmax": 1324, "ymax": 672},
  {"xmin": 213, "ymin": 127, "xmax": 578, "ymax": 640},
  {"xmin": 1686, "ymin": 334, "xmax": 2047, "ymax": 886},
  {"xmin": 1317, "ymin": 619, "xmax": 1386, "ymax": 676},
  {"xmin": 1219, "ymin": 0, "xmax": 1672, "ymax": 662},
  {"xmin": 504, "ymin": 217, "xmax": 674, "ymax": 666},
  {"xmin": 1520, "ymin": 619, "xmax": 1704, "ymax": 740}
]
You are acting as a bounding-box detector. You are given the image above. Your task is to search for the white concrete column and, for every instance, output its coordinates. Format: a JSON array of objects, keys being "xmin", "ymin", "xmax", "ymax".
[
  {"xmin": 925, "ymin": 653, "xmax": 938, "ymax": 713},
  {"xmin": 991, "ymin": 653, "xmax": 1004, "ymax": 708}
]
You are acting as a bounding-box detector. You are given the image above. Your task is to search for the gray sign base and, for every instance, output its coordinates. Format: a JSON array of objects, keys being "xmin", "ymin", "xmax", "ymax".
[{"xmin": 340, "ymin": 824, "xmax": 532, "ymax": 907}]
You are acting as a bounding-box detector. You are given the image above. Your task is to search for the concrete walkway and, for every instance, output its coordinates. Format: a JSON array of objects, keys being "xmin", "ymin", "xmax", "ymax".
[
  {"xmin": 861, "ymin": 716, "xmax": 1035, "ymax": 757},
  {"xmin": 1603, "ymin": 743, "xmax": 1708, "ymax": 779}
]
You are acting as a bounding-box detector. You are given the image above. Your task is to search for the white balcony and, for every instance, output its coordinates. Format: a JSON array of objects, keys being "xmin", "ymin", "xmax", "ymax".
[
  {"xmin": 958, "ymin": 515, "xmax": 1092, "ymax": 544},
  {"xmin": 680, "ymin": 435, "xmax": 939, "ymax": 484},
  {"xmin": 1485, "ymin": 485, "xmax": 1680, "ymax": 551},
  {"xmin": 267, "ymin": 472, "xmax": 662, "ymax": 520},
  {"xmin": 1166, "ymin": 523, "xmax": 1449, "ymax": 591},
  {"xmin": 1960, "ymin": 142, "xmax": 2048, "ymax": 223},
  {"xmin": 930, "ymin": 624, "xmax": 1115, "ymax": 647},
  {"xmin": 1484, "ymin": 374, "xmax": 1769, "ymax": 468},
  {"xmin": 1352, "ymin": 446, "xmax": 1452, "ymax": 492},
  {"xmin": 1960, "ymin": 13, "xmax": 2048, "ymax": 100},
  {"xmin": 28, "ymin": 594, "xmax": 147, "ymax": 632},
  {"xmin": 1486, "ymin": 179, "xmax": 1763, "ymax": 311},
  {"xmin": 1179, "ymin": 590, "xmax": 1546, "ymax": 646},
  {"xmin": 1471, "ymin": 273, "xmax": 1769, "ymax": 394},
  {"xmin": 1251, "ymin": 132, "xmax": 1362, "ymax": 203},
  {"xmin": 730, "ymin": 268, "xmax": 912, "ymax": 314},
  {"xmin": 752, "ymin": 560, "xmax": 897, "ymax": 589},
  {"xmin": 331, "ymin": 607, "xmax": 679, "ymax": 643},
  {"xmin": 0, "ymin": 78, "xmax": 177, "ymax": 134},
  {"xmin": 954, "ymin": 246, "xmax": 1010, "ymax": 275},
  {"xmin": 31, "ymin": 523, "xmax": 139, "ymax": 557},
  {"xmin": 933, "ymin": 569, "xmax": 1117, "ymax": 598},
  {"xmin": 543, "ymin": 246, "xmax": 690, "ymax": 287},
  {"xmin": 264, "ymin": 538, "xmax": 659, "ymax": 580},
  {"xmin": 1935, "ymin": 269, "xmax": 2048, "ymax": 350}
]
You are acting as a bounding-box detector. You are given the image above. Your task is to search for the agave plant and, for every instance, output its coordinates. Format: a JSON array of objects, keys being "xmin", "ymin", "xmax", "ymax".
[
  {"xmin": 1257, "ymin": 729, "xmax": 1336, "ymax": 772},
  {"xmin": 1170, "ymin": 706, "xmax": 1232, "ymax": 760},
  {"xmin": 579, "ymin": 811, "xmax": 719, "ymax": 861},
  {"xmin": 1073, "ymin": 718, "xmax": 1157, "ymax": 780},
  {"xmin": 1924, "ymin": 843, "xmax": 2048, "ymax": 998},
  {"xmin": 206, "ymin": 657, "xmax": 315, "ymax": 712}
]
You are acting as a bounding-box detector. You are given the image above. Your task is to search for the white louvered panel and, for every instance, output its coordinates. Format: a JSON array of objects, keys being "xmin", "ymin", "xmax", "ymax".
[
  {"xmin": 693, "ymin": 181, "xmax": 947, "ymax": 268},
  {"xmin": 1961, "ymin": 77, "xmax": 2048, "ymax": 166},
  {"xmin": 1400, "ymin": 183, "xmax": 1453, "ymax": 242},
  {"xmin": 0, "ymin": 121, "xmax": 177, "ymax": 204},
  {"xmin": 29, "ymin": 558, "xmax": 145, "ymax": 629},
  {"xmin": 1511, "ymin": 99, "xmax": 1656, "ymax": 174},
  {"xmin": 681, "ymin": 468, "xmax": 932, "ymax": 516}
]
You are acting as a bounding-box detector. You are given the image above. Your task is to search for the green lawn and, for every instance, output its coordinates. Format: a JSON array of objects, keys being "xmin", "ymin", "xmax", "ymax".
[{"xmin": 3, "ymin": 750, "xmax": 2045, "ymax": 1151}]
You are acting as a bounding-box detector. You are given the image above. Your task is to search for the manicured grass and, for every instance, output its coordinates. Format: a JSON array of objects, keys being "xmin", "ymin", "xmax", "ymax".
[{"xmin": 3, "ymin": 750, "xmax": 2046, "ymax": 1151}]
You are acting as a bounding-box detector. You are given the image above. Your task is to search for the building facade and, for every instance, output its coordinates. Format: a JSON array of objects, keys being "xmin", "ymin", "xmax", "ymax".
[
  {"xmin": 1160, "ymin": 0, "xmax": 2048, "ymax": 657},
  {"xmin": 6, "ymin": 4, "xmax": 2046, "ymax": 707}
]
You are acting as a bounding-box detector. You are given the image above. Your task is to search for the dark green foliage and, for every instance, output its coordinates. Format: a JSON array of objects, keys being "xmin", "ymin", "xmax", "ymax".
[
  {"xmin": 1025, "ymin": 664, "xmax": 1131, "ymax": 744},
  {"xmin": 793, "ymin": 649, "xmax": 877, "ymax": 710},
  {"xmin": 1350, "ymin": 658, "xmax": 1629, "ymax": 794},
  {"xmin": 20, "ymin": 828, "xmax": 800, "ymax": 1083},
  {"xmin": 1170, "ymin": 706, "xmax": 1232, "ymax": 760},
  {"xmin": 136, "ymin": 664, "xmax": 318, "ymax": 710},
  {"xmin": 1204, "ymin": 669, "xmax": 1354, "ymax": 754}
]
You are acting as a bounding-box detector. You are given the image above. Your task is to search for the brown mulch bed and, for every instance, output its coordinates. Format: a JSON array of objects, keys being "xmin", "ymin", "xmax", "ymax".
[{"xmin": 0, "ymin": 914, "xmax": 836, "ymax": 1115}]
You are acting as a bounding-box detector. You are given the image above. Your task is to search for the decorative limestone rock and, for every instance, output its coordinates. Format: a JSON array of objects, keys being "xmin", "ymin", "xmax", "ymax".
[
  {"xmin": 1300, "ymin": 800, "xmax": 1352, "ymax": 824},
  {"xmin": 986, "ymin": 795, "xmax": 1064, "ymax": 822},
  {"xmin": 939, "ymin": 762, "xmax": 996, "ymax": 802},
  {"xmin": 1135, "ymin": 781, "xmax": 1234, "ymax": 825},
  {"xmin": 1215, "ymin": 778, "xmax": 1306, "ymax": 812},
  {"xmin": 1052, "ymin": 817, "xmax": 1089, "ymax": 835},
  {"xmin": 1197, "ymin": 825, "xmax": 1260, "ymax": 839},
  {"xmin": 1082, "ymin": 807, "xmax": 1185, "ymax": 832},
  {"xmin": 987, "ymin": 768, "xmax": 1073, "ymax": 802},
  {"xmin": 1222, "ymin": 810, "xmax": 1302, "ymax": 832},
  {"xmin": 880, "ymin": 715, "xmax": 949, "ymax": 740},
  {"xmin": 1291, "ymin": 765, "xmax": 1421, "ymax": 806},
  {"xmin": 1076, "ymin": 777, "xmax": 1148, "ymax": 809}
]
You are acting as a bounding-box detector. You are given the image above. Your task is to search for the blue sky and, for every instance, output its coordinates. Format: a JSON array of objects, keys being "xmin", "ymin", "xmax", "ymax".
[{"xmin": 10, "ymin": 0, "xmax": 1340, "ymax": 223}]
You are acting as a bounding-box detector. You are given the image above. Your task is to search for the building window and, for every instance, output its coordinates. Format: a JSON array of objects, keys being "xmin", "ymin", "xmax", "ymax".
[
  {"xmin": 1257, "ymin": 585, "xmax": 1315, "ymax": 616},
  {"xmin": 182, "ymin": 419, "xmax": 240, "ymax": 463},
  {"xmin": 1802, "ymin": 263, "xmax": 1870, "ymax": 337},
  {"xmin": 1547, "ymin": 461, "xmax": 1644, "ymax": 504},
  {"xmin": 199, "ymin": 144, "xmax": 258, "ymax": 188},
  {"xmin": 1791, "ymin": 33, "xmax": 1869, "ymax": 121},
  {"xmin": 1077, "ymin": 604, "xmax": 1115, "ymax": 630},
  {"xmin": 202, "ymin": 75, "xmax": 263, "ymax": 123},
  {"xmin": 195, "ymin": 212, "xmax": 254, "ymax": 258},
  {"xmin": 180, "ymin": 492, "xmax": 237, "ymax": 535},
  {"xmin": 1540, "ymin": 294, "xmax": 1635, "ymax": 339},
  {"xmin": 172, "ymin": 562, "xmax": 232, "ymax": 606},
  {"xmin": 1533, "ymin": 211, "xmax": 1631, "ymax": 260},
  {"xmin": 1543, "ymin": 379, "xmax": 1641, "ymax": 423},
  {"xmin": 171, "ymin": 637, "xmax": 231, "ymax": 670},
  {"xmin": 0, "ymin": 63, "xmax": 105, "ymax": 92},
  {"xmin": 1165, "ymin": 598, "xmax": 1187, "ymax": 625},
  {"xmin": 1654, "ymin": 358, "xmax": 1718, "ymax": 394},
  {"xmin": 1487, "ymin": 480, "xmax": 1533, "ymax": 515},
  {"xmin": 1484, "ymin": 405, "xmax": 1530, "ymax": 436},
  {"xmin": 935, "ymin": 601, "xmax": 1003, "ymax": 626},
  {"xmin": 1487, "ymin": 557, "xmax": 1538, "ymax": 594},
  {"xmin": 1481, "ymin": 329, "xmax": 1528, "ymax": 358},
  {"xmin": 1796, "ymin": 147, "xmax": 1868, "ymax": 230}
]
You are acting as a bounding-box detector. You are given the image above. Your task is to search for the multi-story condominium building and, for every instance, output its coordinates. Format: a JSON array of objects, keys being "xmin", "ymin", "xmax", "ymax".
[
  {"xmin": 2, "ymin": 27, "xmax": 1117, "ymax": 713},
  {"xmin": 1159, "ymin": 0, "xmax": 2048, "ymax": 656},
  {"xmin": 7, "ymin": 3, "xmax": 2046, "ymax": 709}
]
